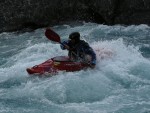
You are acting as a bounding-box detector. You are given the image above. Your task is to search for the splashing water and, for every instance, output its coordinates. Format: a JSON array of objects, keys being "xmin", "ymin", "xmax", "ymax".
[{"xmin": 0, "ymin": 23, "xmax": 150, "ymax": 113}]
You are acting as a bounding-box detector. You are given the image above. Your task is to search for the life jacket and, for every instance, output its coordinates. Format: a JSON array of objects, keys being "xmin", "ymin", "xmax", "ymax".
[{"xmin": 61, "ymin": 40, "xmax": 96, "ymax": 64}]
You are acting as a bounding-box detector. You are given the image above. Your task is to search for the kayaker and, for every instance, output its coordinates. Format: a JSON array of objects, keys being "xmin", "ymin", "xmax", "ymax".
[{"xmin": 60, "ymin": 32, "xmax": 96, "ymax": 68}]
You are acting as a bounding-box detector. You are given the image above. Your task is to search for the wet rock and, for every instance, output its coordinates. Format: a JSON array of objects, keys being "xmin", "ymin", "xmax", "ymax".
[{"xmin": 0, "ymin": 0, "xmax": 150, "ymax": 33}]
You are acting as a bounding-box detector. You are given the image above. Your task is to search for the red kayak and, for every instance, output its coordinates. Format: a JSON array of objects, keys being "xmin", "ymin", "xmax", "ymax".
[{"xmin": 26, "ymin": 56, "xmax": 89, "ymax": 76}]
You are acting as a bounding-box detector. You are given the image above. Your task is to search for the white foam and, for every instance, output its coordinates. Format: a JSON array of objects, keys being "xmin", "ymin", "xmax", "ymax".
[{"xmin": 1, "ymin": 23, "xmax": 150, "ymax": 113}]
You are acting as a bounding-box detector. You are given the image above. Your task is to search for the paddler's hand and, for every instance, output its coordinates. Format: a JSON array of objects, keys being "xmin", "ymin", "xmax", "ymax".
[
  {"xmin": 90, "ymin": 64, "xmax": 96, "ymax": 68},
  {"xmin": 89, "ymin": 61, "xmax": 96, "ymax": 69},
  {"xmin": 63, "ymin": 44, "xmax": 70, "ymax": 50},
  {"xmin": 64, "ymin": 44, "xmax": 70, "ymax": 50}
]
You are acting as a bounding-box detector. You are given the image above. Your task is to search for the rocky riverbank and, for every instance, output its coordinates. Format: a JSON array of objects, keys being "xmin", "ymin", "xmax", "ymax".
[{"xmin": 0, "ymin": 0, "xmax": 150, "ymax": 33}]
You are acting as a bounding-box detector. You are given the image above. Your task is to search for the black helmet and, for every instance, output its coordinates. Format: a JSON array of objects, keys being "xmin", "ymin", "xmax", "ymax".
[{"xmin": 69, "ymin": 32, "xmax": 80, "ymax": 42}]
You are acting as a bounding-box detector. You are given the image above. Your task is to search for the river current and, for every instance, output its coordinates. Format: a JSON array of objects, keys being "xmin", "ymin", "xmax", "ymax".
[{"xmin": 0, "ymin": 23, "xmax": 150, "ymax": 113}]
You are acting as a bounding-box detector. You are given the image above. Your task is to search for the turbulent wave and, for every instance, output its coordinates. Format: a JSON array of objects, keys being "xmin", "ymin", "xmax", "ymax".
[{"xmin": 0, "ymin": 23, "xmax": 150, "ymax": 113}]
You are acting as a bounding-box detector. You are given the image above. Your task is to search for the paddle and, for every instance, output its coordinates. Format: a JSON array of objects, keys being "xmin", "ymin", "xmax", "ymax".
[
  {"xmin": 45, "ymin": 28, "xmax": 81, "ymax": 57},
  {"xmin": 45, "ymin": 28, "xmax": 62, "ymax": 44},
  {"xmin": 45, "ymin": 28, "xmax": 72, "ymax": 51}
]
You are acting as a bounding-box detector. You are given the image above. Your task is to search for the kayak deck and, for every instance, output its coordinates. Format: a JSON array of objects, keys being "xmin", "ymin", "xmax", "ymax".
[{"xmin": 26, "ymin": 56, "xmax": 89, "ymax": 76}]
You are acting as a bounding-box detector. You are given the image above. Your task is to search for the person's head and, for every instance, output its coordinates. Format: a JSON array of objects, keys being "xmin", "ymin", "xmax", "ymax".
[{"xmin": 69, "ymin": 32, "xmax": 80, "ymax": 44}]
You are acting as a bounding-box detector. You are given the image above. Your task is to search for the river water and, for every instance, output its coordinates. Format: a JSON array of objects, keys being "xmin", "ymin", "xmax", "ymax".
[{"xmin": 0, "ymin": 23, "xmax": 150, "ymax": 113}]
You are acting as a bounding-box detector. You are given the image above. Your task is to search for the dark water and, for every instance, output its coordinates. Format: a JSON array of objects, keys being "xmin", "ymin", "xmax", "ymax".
[{"xmin": 0, "ymin": 23, "xmax": 150, "ymax": 113}]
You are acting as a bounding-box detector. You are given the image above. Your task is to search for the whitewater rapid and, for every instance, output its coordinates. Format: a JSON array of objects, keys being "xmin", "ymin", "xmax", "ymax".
[{"xmin": 0, "ymin": 23, "xmax": 150, "ymax": 113}]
